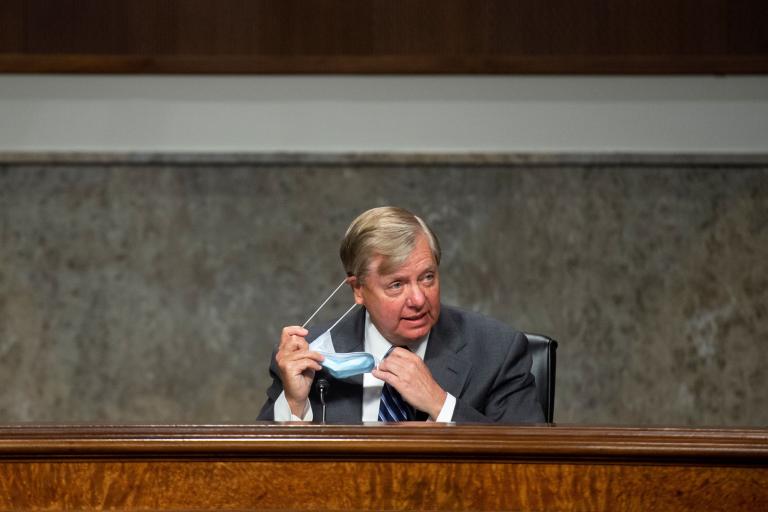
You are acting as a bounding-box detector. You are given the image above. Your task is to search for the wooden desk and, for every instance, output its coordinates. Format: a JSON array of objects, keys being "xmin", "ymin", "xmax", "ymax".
[{"xmin": 0, "ymin": 424, "xmax": 766, "ymax": 510}]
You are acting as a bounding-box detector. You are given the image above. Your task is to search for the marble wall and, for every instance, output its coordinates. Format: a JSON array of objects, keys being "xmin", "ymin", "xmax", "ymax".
[{"xmin": 0, "ymin": 153, "xmax": 766, "ymax": 425}]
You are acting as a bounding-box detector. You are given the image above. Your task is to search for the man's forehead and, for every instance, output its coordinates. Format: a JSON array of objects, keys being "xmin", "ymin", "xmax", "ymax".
[{"xmin": 368, "ymin": 252, "xmax": 437, "ymax": 278}]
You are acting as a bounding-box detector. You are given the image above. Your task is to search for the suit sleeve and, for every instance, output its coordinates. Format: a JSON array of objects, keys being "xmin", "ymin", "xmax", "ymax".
[
  {"xmin": 451, "ymin": 331, "xmax": 545, "ymax": 423},
  {"xmin": 256, "ymin": 349, "xmax": 284, "ymax": 421}
]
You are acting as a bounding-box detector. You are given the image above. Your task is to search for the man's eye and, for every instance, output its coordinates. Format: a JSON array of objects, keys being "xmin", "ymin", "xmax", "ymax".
[
  {"xmin": 388, "ymin": 282, "xmax": 402, "ymax": 290},
  {"xmin": 423, "ymin": 273, "xmax": 435, "ymax": 282}
]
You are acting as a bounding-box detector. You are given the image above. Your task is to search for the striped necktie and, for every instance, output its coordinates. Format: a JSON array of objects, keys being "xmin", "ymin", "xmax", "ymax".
[
  {"xmin": 378, "ymin": 381, "xmax": 414, "ymax": 422},
  {"xmin": 378, "ymin": 346, "xmax": 414, "ymax": 422}
]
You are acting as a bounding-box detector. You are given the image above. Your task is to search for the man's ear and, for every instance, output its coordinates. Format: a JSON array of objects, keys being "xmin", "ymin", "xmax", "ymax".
[{"xmin": 347, "ymin": 275, "xmax": 365, "ymax": 305}]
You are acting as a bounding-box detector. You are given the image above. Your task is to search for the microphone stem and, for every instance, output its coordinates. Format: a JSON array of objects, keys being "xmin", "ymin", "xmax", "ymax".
[
  {"xmin": 319, "ymin": 383, "xmax": 328, "ymax": 424},
  {"xmin": 320, "ymin": 389, "xmax": 327, "ymax": 424}
]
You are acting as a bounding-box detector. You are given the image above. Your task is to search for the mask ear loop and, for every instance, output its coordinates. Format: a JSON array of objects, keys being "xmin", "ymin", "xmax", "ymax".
[
  {"xmin": 326, "ymin": 303, "xmax": 359, "ymax": 332},
  {"xmin": 302, "ymin": 278, "xmax": 359, "ymax": 330},
  {"xmin": 302, "ymin": 278, "xmax": 347, "ymax": 328}
]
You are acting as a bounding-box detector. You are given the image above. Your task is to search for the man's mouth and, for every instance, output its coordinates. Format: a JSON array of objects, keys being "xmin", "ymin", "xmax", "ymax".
[{"xmin": 402, "ymin": 312, "xmax": 428, "ymax": 322}]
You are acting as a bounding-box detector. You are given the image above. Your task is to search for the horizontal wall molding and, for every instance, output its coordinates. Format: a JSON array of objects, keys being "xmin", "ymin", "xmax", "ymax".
[{"xmin": 2, "ymin": 152, "xmax": 767, "ymax": 168}]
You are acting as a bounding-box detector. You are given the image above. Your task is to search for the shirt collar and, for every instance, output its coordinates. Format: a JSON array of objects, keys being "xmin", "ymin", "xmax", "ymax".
[{"xmin": 364, "ymin": 310, "xmax": 429, "ymax": 361}]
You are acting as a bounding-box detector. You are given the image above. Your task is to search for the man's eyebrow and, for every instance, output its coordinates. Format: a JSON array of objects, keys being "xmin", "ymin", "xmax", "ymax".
[{"xmin": 381, "ymin": 266, "xmax": 436, "ymax": 280}]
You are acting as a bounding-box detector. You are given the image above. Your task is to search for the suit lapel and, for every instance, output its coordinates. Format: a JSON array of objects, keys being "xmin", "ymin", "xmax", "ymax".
[
  {"xmin": 424, "ymin": 308, "xmax": 471, "ymax": 398},
  {"xmin": 324, "ymin": 306, "xmax": 366, "ymax": 422},
  {"xmin": 330, "ymin": 305, "xmax": 366, "ymax": 354}
]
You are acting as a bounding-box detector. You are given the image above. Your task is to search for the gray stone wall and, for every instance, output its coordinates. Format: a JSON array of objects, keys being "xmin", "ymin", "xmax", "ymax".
[{"xmin": 1, "ymin": 153, "xmax": 766, "ymax": 426}]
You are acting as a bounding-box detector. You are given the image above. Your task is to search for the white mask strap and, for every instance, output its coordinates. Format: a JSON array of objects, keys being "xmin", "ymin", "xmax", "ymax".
[
  {"xmin": 327, "ymin": 303, "xmax": 359, "ymax": 332},
  {"xmin": 301, "ymin": 278, "xmax": 349, "ymax": 328}
]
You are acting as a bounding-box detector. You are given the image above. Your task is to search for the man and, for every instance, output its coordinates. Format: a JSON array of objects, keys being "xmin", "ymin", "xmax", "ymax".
[{"xmin": 258, "ymin": 207, "xmax": 544, "ymax": 423}]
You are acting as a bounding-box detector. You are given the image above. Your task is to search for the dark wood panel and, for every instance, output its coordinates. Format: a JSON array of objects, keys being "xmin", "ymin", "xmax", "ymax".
[
  {"xmin": 11, "ymin": 0, "xmax": 768, "ymax": 56},
  {"xmin": 0, "ymin": 0, "xmax": 766, "ymax": 73},
  {"xmin": 23, "ymin": 0, "xmax": 159, "ymax": 54},
  {"xmin": 1, "ymin": 460, "xmax": 765, "ymax": 510},
  {"xmin": 0, "ymin": 424, "xmax": 766, "ymax": 510},
  {"xmin": 0, "ymin": 0, "xmax": 24, "ymax": 52}
]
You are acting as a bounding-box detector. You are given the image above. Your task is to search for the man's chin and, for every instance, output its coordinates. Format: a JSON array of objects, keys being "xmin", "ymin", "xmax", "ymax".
[{"xmin": 395, "ymin": 320, "xmax": 433, "ymax": 343}]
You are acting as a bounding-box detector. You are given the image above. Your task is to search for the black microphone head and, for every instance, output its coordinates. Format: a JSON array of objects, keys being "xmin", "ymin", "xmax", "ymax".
[{"xmin": 316, "ymin": 378, "xmax": 330, "ymax": 392}]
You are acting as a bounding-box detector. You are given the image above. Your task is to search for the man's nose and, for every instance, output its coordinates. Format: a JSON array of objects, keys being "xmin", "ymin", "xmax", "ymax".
[{"xmin": 405, "ymin": 284, "xmax": 426, "ymax": 308}]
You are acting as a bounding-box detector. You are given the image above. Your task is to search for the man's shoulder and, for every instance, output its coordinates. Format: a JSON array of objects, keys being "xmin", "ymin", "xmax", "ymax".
[{"xmin": 439, "ymin": 304, "xmax": 523, "ymax": 340}]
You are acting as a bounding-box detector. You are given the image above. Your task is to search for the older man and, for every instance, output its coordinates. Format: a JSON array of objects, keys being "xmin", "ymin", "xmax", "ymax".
[{"xmin": 258, "ymin": 207, "xmax": 544, "ymax": 423}]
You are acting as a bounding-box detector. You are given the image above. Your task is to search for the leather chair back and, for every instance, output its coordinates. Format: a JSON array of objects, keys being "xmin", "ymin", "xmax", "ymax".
[{"xmin": 524, "ymin": 333, "xmax": 558, "ymax": 423}]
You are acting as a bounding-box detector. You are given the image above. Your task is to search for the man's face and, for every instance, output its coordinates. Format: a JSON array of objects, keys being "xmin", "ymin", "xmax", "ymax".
[{"xmin": 351, "ymin": 234, "xmax": 441, "ymax": 345}]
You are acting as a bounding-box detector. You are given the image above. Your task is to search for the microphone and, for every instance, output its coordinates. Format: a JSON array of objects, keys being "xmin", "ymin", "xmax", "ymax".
[{"xmin": 316, "ymin": 378, "xmax": 330, "ymax": 424}]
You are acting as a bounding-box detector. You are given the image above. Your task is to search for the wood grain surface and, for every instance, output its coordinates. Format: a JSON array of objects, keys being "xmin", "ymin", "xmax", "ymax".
[
  {"xmin": 0, "ymin": 424, "xmax": 766, "ymax": 510},
  {"xmin": 0, "ymin": 460, "xmax": 765, "ymax": 510},
  {"xmin": 1, "ymin": 0, "xmax": 766, "ymax": 73}
]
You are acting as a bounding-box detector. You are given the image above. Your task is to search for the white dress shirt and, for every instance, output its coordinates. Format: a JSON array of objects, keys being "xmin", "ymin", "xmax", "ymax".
[{"xmin": 273, "ymin": 311, "xmax": 456, "ymax": 422}]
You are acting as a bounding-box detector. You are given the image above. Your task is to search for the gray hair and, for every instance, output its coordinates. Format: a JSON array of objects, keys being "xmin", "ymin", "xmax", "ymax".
[{"xmin": 340, "ymin": 207, "xmax": 441, "ymax": 282}]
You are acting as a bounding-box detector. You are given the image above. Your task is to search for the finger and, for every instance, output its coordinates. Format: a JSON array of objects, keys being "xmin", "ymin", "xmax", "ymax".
[
  {"xmin": 296, "ymin": 360, "xmax": 323, "ymax": 373},
  {"xmin": 376, "ymin": 358, "xmax": 394, "ymax": 374},
  {"xmin": 280, "ymin": 351, "xmax": 325, "ymax": 370},
  {"xmin": 386, "ymin": 348, "xmax": 419, "ymax": 363},
  {"xmin": 282, "ymin": 325, "xmax": 309, "ymax": 337},
  {"xmin": 372, "ymin": 367, "xmax": 397, "ymax": 385},
  {"xmin": 306, "ymin": 350, "xmax": 325, "ymax": 362},
  {"xmin": 280, "ymin": 326, "xmax": 309, "ymax": 347},
  {"xmin": 283, "ymin": 357, "xmax": 323, "ymax": 375},
  {"xmin": 378, "ymin": 356, "xmax": 415, "ymax": 377},
  {"xmin": 284, "ymin": 350, "xmax": 325, "ymax": 363},
  {"xmin": 377, "ymin": 358, "xmax": 397, "ymax": 375},
  {"xmin": 280, "ymin": 336, "xmax": 308, "ymax": 353},
  {"xmin": 382, "ymin": 346, "xmax": 407, "ymax": 360},
  {"xmin": 276, "ymin": 341, "xmax": 307, "ymax": 366}
]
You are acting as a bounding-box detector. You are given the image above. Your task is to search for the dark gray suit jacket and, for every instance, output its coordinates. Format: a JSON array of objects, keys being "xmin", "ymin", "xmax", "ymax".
[{"xmin": 257, "ymin": 304, "xmax": 545, "ymax": 423}]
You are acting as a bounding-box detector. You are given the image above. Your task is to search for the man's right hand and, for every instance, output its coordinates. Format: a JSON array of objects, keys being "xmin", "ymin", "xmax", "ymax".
[{"xmin": 275, "ymin": 326, "xmax": 325, "ymax": 417}]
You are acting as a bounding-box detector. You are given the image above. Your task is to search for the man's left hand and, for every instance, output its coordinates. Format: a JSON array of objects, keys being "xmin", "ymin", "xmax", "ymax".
[{"xmin": 372, "ymin": 348, "xmax": 447, "ymax": 419}]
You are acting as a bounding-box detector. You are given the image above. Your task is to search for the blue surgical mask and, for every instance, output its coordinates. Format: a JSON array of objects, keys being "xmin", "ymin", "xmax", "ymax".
[
  {"xmin": 309, "ymin": 318, "xmax": 376, "ymax": 379},
  {"xmin": 304, "ymin": 280, "xmax": 374, "ymax": 379},
  {"xmin": 319, "ymin": 351, "xmax": 375, "ymax": 379}
]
